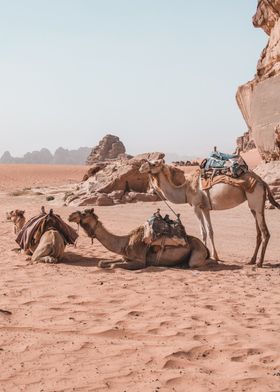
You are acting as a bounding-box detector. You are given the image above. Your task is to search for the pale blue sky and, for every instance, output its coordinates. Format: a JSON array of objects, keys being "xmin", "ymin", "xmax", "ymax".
[{"xmin": 0, "ymin": 0, "xmax": 267, "ymax": 157}]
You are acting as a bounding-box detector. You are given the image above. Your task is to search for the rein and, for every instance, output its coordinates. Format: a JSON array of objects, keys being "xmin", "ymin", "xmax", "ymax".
[
  {"xmin": 149, "ymin": 172, "xmax": 188, "ymax": 219},
  {"xmin": 79, "ymin": 220, "xmax": 98, "ymax": 244},
  {"xmin": 150, "ymin": 180, "xmax": 181, "ymax": 219}
]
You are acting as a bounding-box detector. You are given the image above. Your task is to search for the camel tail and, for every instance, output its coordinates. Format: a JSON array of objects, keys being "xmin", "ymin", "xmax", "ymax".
[{"xmin": 264, "ymin": 182, "xmax": 280, "ymax": 209}]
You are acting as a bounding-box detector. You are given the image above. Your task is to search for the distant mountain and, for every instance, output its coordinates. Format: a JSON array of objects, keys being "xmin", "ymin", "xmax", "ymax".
[
  {"xmin": 0, "ymin": 146, "xmax": 198, "ymax": 165},
  {"xmin": 164, "ymin": 152, "xmax": 197, "ymax": 163},
  {"xmin": 0, "ymin": 147, "xmax": 91, "ymax": 165}
]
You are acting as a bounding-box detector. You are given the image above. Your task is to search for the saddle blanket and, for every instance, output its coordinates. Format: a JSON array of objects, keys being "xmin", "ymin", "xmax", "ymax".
[
  {"xmin": 201, "ymin": 171, "xmax": 260, "ymax": 193},
  {"xmin": 143, "ymin": 211, "xmax": 187, "ymax": 247}
]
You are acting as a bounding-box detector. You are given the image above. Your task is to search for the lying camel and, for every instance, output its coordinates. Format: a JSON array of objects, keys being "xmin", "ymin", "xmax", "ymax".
[
  {"xmin": 31, "ymin": 230, "xmax": 65, "ymax": 264},
  {"xmin": 30, "ymin": 210, "xmax": 65, "ymax": 263},
  {"xmin": 6, "ymin": 210, "xmax": 26, "ymax": 234},
  {"xmin": 139, "ymin": 159, "xmax": 280, "ymax": 267},
  {"xmin": 68, "ymin": 208, "xmax": 210, "ymax": 270}
]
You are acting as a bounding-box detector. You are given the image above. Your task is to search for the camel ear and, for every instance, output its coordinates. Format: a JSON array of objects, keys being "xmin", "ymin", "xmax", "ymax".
[{"xmin": 84, "ymin": 208, "xmax": 94, "ymax": 214}]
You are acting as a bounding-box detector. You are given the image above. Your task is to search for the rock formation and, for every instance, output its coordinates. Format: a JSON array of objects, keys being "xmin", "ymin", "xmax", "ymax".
[
  {"xmin": 86, "ymin": 134, "xmax": 128, "ymax": 165},
  {"xmin": 236, "ymin": 130, "xmax": 256, "ymax": 154},
  {"xmin": 64, "ymin": 152, "xmax": 164, "ymax": 206},
  {"xmin": 255, "ymin": 161, "xmax": 280, "ymax": 208},
  {"xmin": 236, "ymin": 0, "xmax": 280, "ymax": 161}
]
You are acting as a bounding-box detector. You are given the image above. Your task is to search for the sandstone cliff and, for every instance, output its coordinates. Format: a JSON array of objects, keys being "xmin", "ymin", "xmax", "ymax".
[{"xmin": 236, "ymin": 0, "xmax": 280, "ymax": 161}]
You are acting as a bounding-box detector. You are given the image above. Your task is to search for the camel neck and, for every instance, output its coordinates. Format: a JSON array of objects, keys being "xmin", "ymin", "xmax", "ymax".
[
  {"xmin": 94, "ymin": 221, "xmax": 129, "ymax": 255},
  {"xmin": 153, "ymin": 172, "xmax": 187, "ymax": 204}
]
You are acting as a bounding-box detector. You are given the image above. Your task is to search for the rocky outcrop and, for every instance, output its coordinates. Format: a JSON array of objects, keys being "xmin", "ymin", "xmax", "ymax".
[
  {"xmin": 86, "ymin": 134, "xmax": 128, "ymax": 165},
  {"xmin": 0, "ymin": 147, "xmax": 91, "ymax": 165},
  {"xmin": 254, "ymin": 161, "xmax": 280, "ymax": 208},
  {"xmin": 236, "ymin": 0, "xmax": 280, "ymax": 162},
  {"xmin": 236, "ymin": 130, "xmax": 256, "ymax": 154},
  {"xmin": 64, "ymin": 152, "xmax": 164, "ymax": 206}
]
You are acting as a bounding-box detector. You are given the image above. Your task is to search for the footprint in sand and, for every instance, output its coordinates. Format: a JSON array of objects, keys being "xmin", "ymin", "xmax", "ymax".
[{"xmin": 231, "ymin": 348, "xmax": 263, "ymax": 362}]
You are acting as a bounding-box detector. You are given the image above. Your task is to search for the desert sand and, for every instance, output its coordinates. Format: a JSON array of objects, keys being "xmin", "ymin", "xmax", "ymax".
[{"xmin": 0, "ymin": 164, "xmax": 280, "ymax": 392}]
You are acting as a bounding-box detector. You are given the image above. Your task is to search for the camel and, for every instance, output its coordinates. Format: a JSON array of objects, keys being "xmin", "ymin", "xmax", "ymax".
[
  {"xmin": 6, "ymin": 210, "xmax": 26, "ymax": 234},
  {"xmin": 68, "ymin": 208, "xmax": 210, "ymax": 270},
  {"xmin": 139, "ymin": 159, "xmax": 280, "ymax": 267},
  {"xmin": 30, "ymin": 229, "xmax": 65, "ymax": 264},
  {"xmin": 30, "ymin": 210, "xmax": 65, "ymax": 263}
]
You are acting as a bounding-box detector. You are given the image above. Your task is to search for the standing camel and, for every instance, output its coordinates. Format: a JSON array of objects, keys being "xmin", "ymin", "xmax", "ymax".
[
  {"xmin": 139, "ymin": 159, "xmax": 280, "ymax": 267},
  {"xmin": 68, "ymin": 208, "xmax": 210, "ymax": 270}
]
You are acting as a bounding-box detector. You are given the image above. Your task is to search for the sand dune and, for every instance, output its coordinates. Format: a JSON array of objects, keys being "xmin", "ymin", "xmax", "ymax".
[{"xmin": 0, "ymin": 165, "xmax": 280, "ymax": 391}]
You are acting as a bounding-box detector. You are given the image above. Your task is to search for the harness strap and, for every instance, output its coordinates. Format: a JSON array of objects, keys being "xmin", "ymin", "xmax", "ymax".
[
  {"xmin": 150, "ymin": 180, "xmax": 185, "ymax": 219},
  {"xmin": 205, "ymin": 188, "xmax": 213, "ymax": 210},
  {"xmin": 156, "ymin": 237, "xmax": 166, "ymax": 265}
]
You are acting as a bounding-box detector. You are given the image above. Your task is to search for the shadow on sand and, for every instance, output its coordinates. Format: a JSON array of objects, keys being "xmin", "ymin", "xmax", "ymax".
[
  {"xmin": 129, "ymin": 261, "xmax": 243, "ymax": 274},
  {"xmin": 263, "ymin": 262, "xmax": 280, "ymax": 269},
  {"xmin": 60, "ymin": 252, "xmax": 243, "ymax": 272},
  {"xmin": 61, "ymin": 251, "xmax": 102, "ymax": 267}
]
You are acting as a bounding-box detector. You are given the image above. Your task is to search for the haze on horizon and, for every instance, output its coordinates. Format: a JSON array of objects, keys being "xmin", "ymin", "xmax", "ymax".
[{"xmin": 0, "ymin": 0, "xmax": 266, "ymax": 158}]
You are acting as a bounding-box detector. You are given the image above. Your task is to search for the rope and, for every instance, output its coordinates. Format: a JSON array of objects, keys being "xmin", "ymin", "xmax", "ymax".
[
  {"xmin": 150, "ymin": 182, "xmax": 181, "ymax": 219},
  {"xmin": 156, "ymin": 237, "xmax": 166, "ymax": 265}
]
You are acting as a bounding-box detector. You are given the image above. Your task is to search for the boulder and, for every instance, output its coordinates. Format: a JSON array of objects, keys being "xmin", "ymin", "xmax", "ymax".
[
  {"xmin": 108, "ymin": 190, "xmax": 125, "ymax": 199},
  {"xmin": 83, "ymin": 163, "xmax": 107, "ymax": 181},
  {"xmin": 96, "ymin": 194, "xmax": 114, "ymax": 206},
  {"xmin": 78, "ymin": 195, "xmax": 99, "ymax": 206},
  {"xmin": 132, "ymin": 192, "xmax": 159, "ymax": 202},
  {"xmin": 132, "ymin": 152, "xmax": 165, "ymax": 162}
]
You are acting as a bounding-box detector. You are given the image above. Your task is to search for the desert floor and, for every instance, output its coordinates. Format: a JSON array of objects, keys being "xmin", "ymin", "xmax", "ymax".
[{"xmin": 0, "ymin": 165, "xmax": 280, "ymax": 392}]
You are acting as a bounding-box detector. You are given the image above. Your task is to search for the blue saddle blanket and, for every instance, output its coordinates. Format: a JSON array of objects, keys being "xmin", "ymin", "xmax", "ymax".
[{"xmin": 204, "ymin": 151, "xmax": 248, "ymax": 178}]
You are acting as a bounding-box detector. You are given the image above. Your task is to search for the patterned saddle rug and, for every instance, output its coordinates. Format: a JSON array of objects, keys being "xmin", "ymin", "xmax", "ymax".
[{"xmin": 143, "ymin": 210, "xmax": 187, "ymax": 247}]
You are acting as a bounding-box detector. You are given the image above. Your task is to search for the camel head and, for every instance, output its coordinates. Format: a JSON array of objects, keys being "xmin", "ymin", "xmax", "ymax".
[
  {"xmin": 68, "ymin": 209, "xmax": 99, "ymax": 239},
  {"xmin": 7, "ymin": 209, "xmax": 26, "ymax": 234},
  {"xmin": 139, "ymin": 159, "xmax": 165, "ymax": 175},
  {"xmin": 6, "ymin": 209, "xmax": 25, "ymax": 222}
]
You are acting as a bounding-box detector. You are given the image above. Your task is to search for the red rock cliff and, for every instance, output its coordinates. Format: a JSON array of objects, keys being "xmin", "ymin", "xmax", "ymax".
[{"xmin": 236, "ymin": 0, "xmax": 280, "ymax": 161}]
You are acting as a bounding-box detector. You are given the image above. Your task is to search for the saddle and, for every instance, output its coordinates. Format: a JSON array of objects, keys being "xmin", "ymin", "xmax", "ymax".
[
  {"xmin": 200, "ymin": 151, "xmax": 248, "ymax": 179},
  {"xmin": 143, "ymin": 209, "xmax": 187, "ymax": 247},
  {"xmin": 16, "ymin": 208, "xmax": 78, "ymax": 251}
]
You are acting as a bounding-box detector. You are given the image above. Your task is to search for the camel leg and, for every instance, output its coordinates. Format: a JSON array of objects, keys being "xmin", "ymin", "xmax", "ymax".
[
  {"xmin": 246, "ymin": 184, "xmax": 270, "ymax": 267},
  {"xmin": 255, "ymin": 211, "xmax": 270, "ymax": 268},
  {"xmin": 111, "ymin": 260, "xmax": 146, "ymax": 270},
  {"xmin": 247, "ymin": 210, "xmax": 261, "ymax": 265},
  {"xmin": 98, "ymin": 259, "xmax": 146, "ymax": 270},
  {"xmin": 193, "ymin": 206, "xmax": 207, "ymax": 245},
  {"xmin": 201, "ymin": 208, "xmax": 219, "ymax": 260},
  {"xmin": 188, "ymin": 249, "xmax": 208, "ymax": 268},
  {"xmin": 38, "ymin": 256, "xmax": 58, "ymax": 264},
  {"xmin": 98, "ymin": 260, "xmax": 116, "ymax": 267}
]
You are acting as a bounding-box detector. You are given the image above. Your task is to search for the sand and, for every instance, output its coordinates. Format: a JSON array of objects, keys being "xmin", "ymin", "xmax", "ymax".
[{"xmin": 0, "ymin": 164, "xmax": 280, "ymax": 392}]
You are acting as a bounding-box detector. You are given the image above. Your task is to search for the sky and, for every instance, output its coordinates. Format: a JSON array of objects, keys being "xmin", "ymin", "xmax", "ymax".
[{"xmin": 0, "ymin": 0, "xmax": 267, "ymax": 158}]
